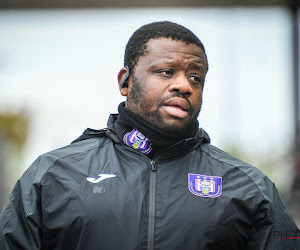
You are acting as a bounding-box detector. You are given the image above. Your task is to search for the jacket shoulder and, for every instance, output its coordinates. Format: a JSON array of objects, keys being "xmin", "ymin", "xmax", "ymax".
[
  {"xmin": 29, "ymin": 133, "xmax": 110, "ymax": 184},
  {"xmin": 206, "ymin": 144, "xmax": 275, "ymax": 200}
]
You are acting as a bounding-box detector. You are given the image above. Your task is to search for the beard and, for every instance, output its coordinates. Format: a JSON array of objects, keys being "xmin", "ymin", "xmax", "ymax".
[{"xmin": 126, "ymin": 76, "xmax": 202, "ymax": 134}]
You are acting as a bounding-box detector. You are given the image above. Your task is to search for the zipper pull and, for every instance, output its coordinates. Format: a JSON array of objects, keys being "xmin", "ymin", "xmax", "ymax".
[{"xmin": 150, "ymin": 160, "xmax": 157, "ymax": 172}]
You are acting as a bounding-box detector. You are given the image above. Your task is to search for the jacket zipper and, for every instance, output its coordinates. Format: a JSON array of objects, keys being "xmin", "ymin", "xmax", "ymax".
[
  {"xmin": 119, "ymin": 139, "xmax": 203, "ymax": 249},
  {"xmin": 147, "ymin": 159, "xmax": 157, "ymax": 250}
]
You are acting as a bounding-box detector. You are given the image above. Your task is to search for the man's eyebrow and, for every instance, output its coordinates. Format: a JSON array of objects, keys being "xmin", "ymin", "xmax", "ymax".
[
  {"xmin": 148, "ymin": 59, "xmax": 205, "ymax": 68},
  {"xmin": 191, "ymin": 63, "xmax": 206, "ymax": 71},
  {"xmin": 148, "ymin": 59, "xmax": 175, "ymax": 66}
]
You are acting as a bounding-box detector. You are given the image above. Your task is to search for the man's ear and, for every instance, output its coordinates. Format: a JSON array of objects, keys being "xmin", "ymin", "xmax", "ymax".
[{"xmin": 117, "ymin": 67, "xmax": 131, "ymax": 96}]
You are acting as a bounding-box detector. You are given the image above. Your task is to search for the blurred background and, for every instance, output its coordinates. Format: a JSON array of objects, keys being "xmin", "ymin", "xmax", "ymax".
[{"xmin": 0, "ymin": 0, "xmax": 299, "ymax": 227}]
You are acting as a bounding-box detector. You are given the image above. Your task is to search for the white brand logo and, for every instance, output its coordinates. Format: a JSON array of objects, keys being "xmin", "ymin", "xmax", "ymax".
[{"xmin": 87, "ymin": 174, "xmax": 116, "ymax": 183}]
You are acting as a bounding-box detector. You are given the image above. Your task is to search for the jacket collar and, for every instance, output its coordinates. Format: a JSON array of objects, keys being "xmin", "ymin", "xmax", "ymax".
[
  {"xmin": 73, "ymin": 113, "xmax": 210, "ymax": 159},
  {"xmin": 106, "ymin": 113, "xmax": 210, "ymax": 145}
]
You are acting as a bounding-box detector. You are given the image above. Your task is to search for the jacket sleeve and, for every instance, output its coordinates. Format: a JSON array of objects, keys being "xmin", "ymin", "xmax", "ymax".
[
  {"xmin": 0, "ymin": 157, "xmax": 43, "ymax": 250},
  {"xmin": 246, "ymin": 183, "xmax": 300, "ymax": 250}
]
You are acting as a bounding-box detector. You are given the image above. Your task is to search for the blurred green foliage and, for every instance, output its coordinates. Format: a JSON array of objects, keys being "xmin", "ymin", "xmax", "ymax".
[{"xmin": 0, "ymin": 112, "xmax": 29, "ymax": 151}]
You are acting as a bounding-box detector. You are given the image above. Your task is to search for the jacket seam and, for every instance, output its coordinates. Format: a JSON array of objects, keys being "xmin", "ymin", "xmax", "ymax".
[
  {"xmin": 39, "ymin": 138, "xmax": 111, "ymax": 184},
  {"xmin": 203, "ymin": 145, "xmax": 269, "ymax": 202}
]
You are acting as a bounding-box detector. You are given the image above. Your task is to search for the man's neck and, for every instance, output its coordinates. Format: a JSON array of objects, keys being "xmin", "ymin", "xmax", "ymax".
[{"xmin": 115, "ymin": 102, "xmax": 199, "ymax": 150}]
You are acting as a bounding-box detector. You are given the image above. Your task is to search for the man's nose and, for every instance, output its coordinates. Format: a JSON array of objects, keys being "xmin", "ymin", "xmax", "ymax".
[{"xmin": 168, "ymin": 72, "xmax": 193, "ymax": 97}]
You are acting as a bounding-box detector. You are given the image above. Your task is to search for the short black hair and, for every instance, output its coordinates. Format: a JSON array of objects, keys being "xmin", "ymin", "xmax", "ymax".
[{"xmin": 124, "ymin": 21, "xmax": 208, "ymax": 74}]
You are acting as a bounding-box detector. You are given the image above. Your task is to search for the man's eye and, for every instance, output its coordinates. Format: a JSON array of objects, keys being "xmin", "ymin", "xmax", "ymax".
[
  {"xmin": 156, "ymin": 69, "xmax": 173, "ymax": 76},
  {"xmin": 190, "ymin": 75, "xmax": 201, "ymax": 84}
]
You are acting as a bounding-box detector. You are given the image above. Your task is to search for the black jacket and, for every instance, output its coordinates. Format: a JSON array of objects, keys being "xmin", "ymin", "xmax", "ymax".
[{"xmin": 0, "ymin": 114, "xmax": 299, "ymax": 250}]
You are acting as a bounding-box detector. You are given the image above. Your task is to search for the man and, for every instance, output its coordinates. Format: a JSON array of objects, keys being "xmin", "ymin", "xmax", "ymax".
[{"xmin": 0, "ymin": 21, "xmax": 299, "ymax": 250}]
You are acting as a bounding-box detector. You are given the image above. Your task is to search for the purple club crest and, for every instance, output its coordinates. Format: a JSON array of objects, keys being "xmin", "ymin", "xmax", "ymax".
[
  {"xmin": 123, "ymin": 129, "xmax": 152, "ymax": 154},
  {"xmin": 188, "ymin": 173, "xmax": 222, "ymax": 198}
]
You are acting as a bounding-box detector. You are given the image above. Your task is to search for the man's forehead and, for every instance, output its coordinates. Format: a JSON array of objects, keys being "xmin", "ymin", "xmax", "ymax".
[
  {"xmin": 147, "ymin": 57, "xmax": 205, "ymax": 68},
  {"xmin": 145, "ymin": 37, "xmax": 204, "ymax": 54},
  {"xmin": 142, "ymin": 38, "xmax": 207, "ymax": 67}
]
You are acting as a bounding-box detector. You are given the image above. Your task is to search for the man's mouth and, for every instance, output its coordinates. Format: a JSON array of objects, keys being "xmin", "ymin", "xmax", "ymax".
[{"xmin": 162, "ymin": 98, "xmax": 190, "ymax": 119}]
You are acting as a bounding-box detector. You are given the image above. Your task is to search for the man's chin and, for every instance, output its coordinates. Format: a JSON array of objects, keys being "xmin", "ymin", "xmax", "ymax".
[
  {"xmin": 135, "ymin": 109, "xmax": 198, "ymax": 134},
  {"xmin": 154, "ymin": 119, "xmax": 196, "ymax": 134}
]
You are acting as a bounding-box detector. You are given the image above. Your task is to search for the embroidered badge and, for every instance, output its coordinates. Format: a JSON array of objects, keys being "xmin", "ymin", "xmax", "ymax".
[
  {"xmin": 188, "ymin": 173, "xmax": 222, "ymax": 198},
  {"xmin": 123, "ymin": 129, "xmax": 153, "ymax": 154}
]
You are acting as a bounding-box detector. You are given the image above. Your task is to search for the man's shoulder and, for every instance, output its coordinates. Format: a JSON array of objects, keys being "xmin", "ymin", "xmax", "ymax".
[
  {"xmin": 46, "ymin": 135, "xmax": 101, "ymax": 159},
  {"xmin": 42, "ymin": 128, "xmax": 112, "ymax": 162},
  {"xmin": 204, "ymin": 144, "xmax": 275, "ymax": 198},
  {"xmin": 71, "ymin": 128, "xmax": 109, "ymax": 144},
  {"xmin": 205, "ymin": 144, "xmax": 253, "ymax": 168},
  {"xmin": 25, "ymin": 129, "xmax": 112, "ymax": 183}
]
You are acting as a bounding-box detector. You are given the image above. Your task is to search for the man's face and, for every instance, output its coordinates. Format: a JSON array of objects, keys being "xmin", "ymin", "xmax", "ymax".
[{"xmin": 121, "ymin": 38, "xmax": 207, "ymax": 133}]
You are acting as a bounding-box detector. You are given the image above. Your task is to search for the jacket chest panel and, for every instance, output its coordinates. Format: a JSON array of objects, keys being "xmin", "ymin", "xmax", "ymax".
[
  {"xmin": 152, "ymin": 157, "xmax": 257, "ymax": 249},
  {"xmin": 40, "ymin": 147, "xmax": 260, "ymax": 250},
  {"xmin": 41, "ymin": 154, "xmax": 151, "ymax": 249}
]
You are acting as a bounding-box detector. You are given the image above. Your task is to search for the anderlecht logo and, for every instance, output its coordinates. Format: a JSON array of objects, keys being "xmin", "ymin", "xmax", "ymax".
[{"xmin": 188, "ymin": 173, "xmax": 222, "ymax": 198}]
